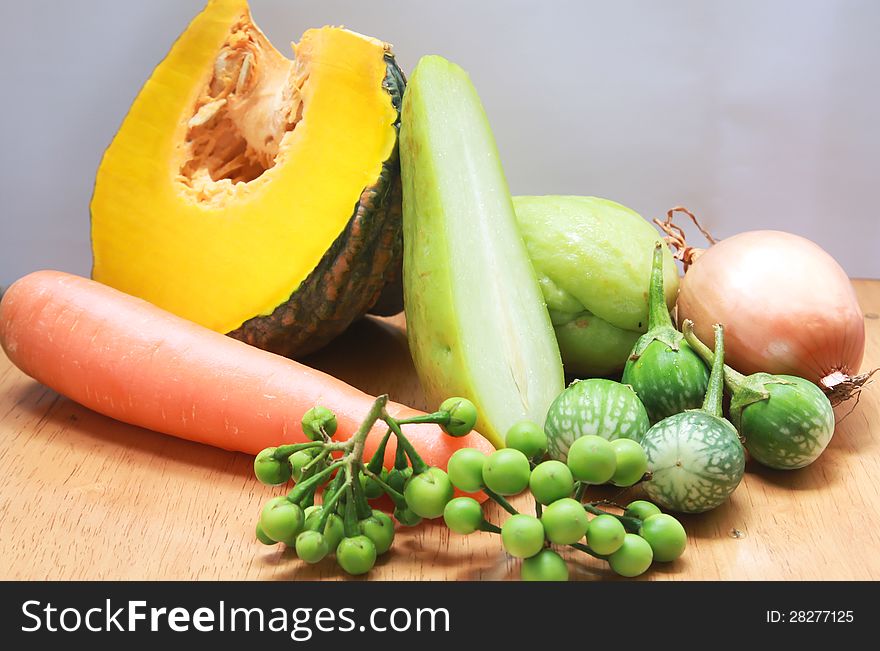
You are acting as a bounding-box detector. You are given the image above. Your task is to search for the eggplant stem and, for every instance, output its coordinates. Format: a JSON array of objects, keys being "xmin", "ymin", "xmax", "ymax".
[
  {"xmin": 647, "ymin": 242, "xmax": 675, "ymax": 331},
  {"xmin": 682, "ymin": 320, "xmax": 747, "ymax": 388},
  {"xmin": 701, "ymin": 323, "xmax": 726, "ymax": 418}
]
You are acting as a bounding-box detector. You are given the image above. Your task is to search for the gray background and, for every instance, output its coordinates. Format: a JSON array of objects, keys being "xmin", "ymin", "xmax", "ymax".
[{"xmin": 2, "ymin": 0, "xmax": 878, "ymax": 286}]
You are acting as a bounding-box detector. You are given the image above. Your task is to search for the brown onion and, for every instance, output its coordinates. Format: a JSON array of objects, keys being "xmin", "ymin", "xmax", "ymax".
[{"xmin": 675, "ymin": 229, "xmax": 867, "ymax": 403}]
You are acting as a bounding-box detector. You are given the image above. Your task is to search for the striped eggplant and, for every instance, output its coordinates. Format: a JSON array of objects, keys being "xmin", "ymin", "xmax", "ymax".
[
  {"xmin": 642, "ymin": 324, "xmax": 745, "ymax": 513},
  {"xmin": 544, "ymin": 378, "xmax": 650, "ymax": 461},
  {"xmin": 622, "ymin": 243, "xmax": 709, "ymax": 424},
  {"xmin": 683, "ymin": 320, "xmax": 834, "ymax": 470}
]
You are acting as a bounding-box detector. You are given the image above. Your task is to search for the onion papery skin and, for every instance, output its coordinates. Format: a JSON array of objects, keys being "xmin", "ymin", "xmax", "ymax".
[{"xmin": 676, "ymin": 230, "xmax": 865, "ymax": 390}]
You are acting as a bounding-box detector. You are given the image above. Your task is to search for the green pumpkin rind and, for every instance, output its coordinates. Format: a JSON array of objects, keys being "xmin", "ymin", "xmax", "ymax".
[
  {"xmin": 544, "ymin": 379, "xmax": 650, "ymax": 461},
  {"xmin": 229, "ymin": 55, "xmax": 405, "ymax": 357},
  {"xmin": 642, "ymin": 411, "xmax": 746, "ymax": 513},
  {"xmin": 732, "ymin": 375, "xmax": 835, "ymax": 470},
  {"xmin": 622, "ymin": 339, "xmax": 709, "ymax": 423}
]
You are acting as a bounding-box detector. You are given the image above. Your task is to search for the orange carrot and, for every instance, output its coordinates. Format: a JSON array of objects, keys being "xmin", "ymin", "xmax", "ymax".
[{"xmin": 0, "ymin": 271, "xmax": 494, "ymax": 469}]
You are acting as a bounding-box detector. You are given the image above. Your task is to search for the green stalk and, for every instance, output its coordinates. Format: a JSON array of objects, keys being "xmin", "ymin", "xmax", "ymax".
[
  {"xmin": 384, "ymin": 413, "xmax": 429, "ymax": 475},
  {"xmin": 583, "ymin": 502, "xmax": 642, "ymax": 533},
  {"xmin": 287, "ymin": 461, "xmax": 344, "ymax": 504},
  {"xmin": 315, "ymin": 483, "xmax": 344, "ymax": 533},
  {"xmin": 482, "ymin": 487, "xmax": 518, "ymax": 515},
  {"xmin": 301, "ymin": 492, "xmax": 315, "ymax": 509},
  {"xmin": 363, "ymin": 468, "xmax": 407, "ymax": 508},
  {"xmin": 478, "ymin": 520, "xmax": 502, "ymax": 534},
  {"xmin": 297, "ymin": 460, "xmax": 321, "ymax": 509},
  {"xmin": 313, "ymin": 466, "xmax": 348, "ymax": 534},
  {"xmin": 324, "ymin": 462, "xmax": 346, "ymax": 497},
  {"xmin": 261, "ymin": 396, "xmax": 396, "ymax": 535},
  {"xmin": 647, "ymin": 242, "xmax": 674, "ymax": 331},
  {"xmin": 395, "ymin": 411, "xmax": 451, "ymax": 426},
  {"xmin": 303, "ymin": 449, "xmax": 331, "ymax": 474},
  {"xmin": 348, "ymin": 395, "xmax": 388, "ymax": 461},
  {"xmin": 700, "ymin": 323, "xmax": 726, "ymax": 418},
  {"xmin": 350, "ymin": 464, "xmax": 373, "ymax": 520},
  {"xmin": 627, "ymin": 242, "xmax": 682, "ymax": 359},
  {"xmin": 366, "ymin": 428, "xmax": 393, "ymax": 475},
  {"xmin": 337, "ymin": 396, "xmax": 390, "ymax": 521},
  {"xmin": 271, "ymin": 441, "xmax": 326, "ymax": 460},
  {"xmin": 393, "ymin": 435, "xmax": 408, "ymax": 470},
  {"xmin": 683, "ymin": 318, "xmax": 795, "ymax": 426},
  {"xmin": 682, "ymin": 319, "xmax": 748, "ymax": 390},
  {"xmin": 343, "ymin": 483, "xmax": 359, "ymax": 538},
  {"xmin": 570, "ymin": 541, "xmax": 607, "ymax": 560}
]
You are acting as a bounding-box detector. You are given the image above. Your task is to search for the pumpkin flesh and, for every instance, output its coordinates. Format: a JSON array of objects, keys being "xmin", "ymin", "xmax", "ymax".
[{"xmin": 91, "ymin": 0, "xmax": 400, "ymax": 342}]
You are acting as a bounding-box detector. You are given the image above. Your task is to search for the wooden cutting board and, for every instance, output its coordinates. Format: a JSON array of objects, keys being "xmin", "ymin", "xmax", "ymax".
[{"xmin": 1, "ymin": 281, "xmax": 878, "ymax": 580}]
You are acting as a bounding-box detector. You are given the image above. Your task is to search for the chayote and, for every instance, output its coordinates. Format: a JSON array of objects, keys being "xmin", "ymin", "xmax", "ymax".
[{"xmin": 513, "ymin": 196, "xmax": 679, "ymax": 377}]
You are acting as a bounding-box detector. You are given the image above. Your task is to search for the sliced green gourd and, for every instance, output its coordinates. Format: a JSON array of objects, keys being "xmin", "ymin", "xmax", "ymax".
[{"xmin": 399, "ymin": 55, "xmax": 564, "ymax": 449}]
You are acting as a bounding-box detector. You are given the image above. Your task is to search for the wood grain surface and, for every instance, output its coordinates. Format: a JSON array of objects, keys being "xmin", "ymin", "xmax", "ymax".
[{"xmin": 1, "ymin": 281, "xmax": 878, "ymax": 581}]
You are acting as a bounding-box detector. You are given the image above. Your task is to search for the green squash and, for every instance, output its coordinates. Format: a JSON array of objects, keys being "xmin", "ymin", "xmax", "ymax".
[{"xmin": 512, "ymin": 196, "xmax": 679, "ymax": 377}]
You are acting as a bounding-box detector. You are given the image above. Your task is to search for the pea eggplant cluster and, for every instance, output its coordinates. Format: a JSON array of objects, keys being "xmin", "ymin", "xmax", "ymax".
[
  {"xmin": 443, "ymin": 421, "xmax": 688, "ymax": 580},
  {"xmin": 252, "ymin": 393, "xmax": 686, "ymax": 580},
  {"xmin": 253, "ymin": 395, "xmax": 480, "ymax": 576}
]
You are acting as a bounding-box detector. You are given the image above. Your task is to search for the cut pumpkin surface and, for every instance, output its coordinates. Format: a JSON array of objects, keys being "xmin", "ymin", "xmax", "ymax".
[{"xmin": 91, "ymin": 0, "xmax": 404, "ymax": 357}]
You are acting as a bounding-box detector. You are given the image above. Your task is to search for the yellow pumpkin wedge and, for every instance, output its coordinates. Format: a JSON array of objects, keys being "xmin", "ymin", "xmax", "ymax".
[{"xmin": 91, "ymin": 0, "xmax": 404, "ymax": 356}]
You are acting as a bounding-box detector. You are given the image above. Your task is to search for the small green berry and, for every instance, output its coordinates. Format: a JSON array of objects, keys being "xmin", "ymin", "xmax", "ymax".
[
  {"xmin": 253, "ymin": 447, "xmax": 292, "ymax": 486},
  {"xmin": 255, "ymin": 522, "xmax": 276, "ymax": 545},
  {"xmin": 505, "ymin": 421, "xmax": 548, "ymax": 459},
  {"xmin": 302, "ymin": 406, "xmax": 337, "ymax": 441},
  {"xmin": 439, "ymin": 397, "xmax": 478, "ymax": 437}
]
